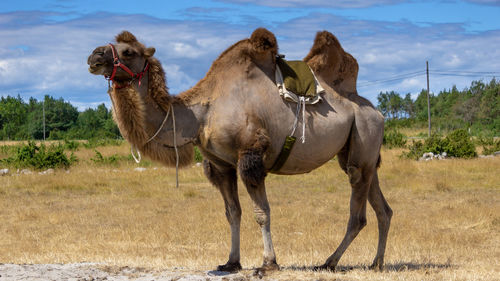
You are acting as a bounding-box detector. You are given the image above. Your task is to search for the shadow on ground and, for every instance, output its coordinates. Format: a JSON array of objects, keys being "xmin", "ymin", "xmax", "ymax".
[{"xmin": 284, "ymin": 261, "xmax": 454, "ymax": 273}]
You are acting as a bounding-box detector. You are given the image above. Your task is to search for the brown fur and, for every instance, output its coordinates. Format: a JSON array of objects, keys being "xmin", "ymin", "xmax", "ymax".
[
  {"xmin": 146, "ymin": 57, "xmax": 173, "ymax": 112},
  {"xmin": 107, "ymin": 32, "xmax": 192, "ymax": 167},
  {"xmin": 304, "ymin": 31, "xmax": 359, "ymax": 94},
  {"xmin": 179, "ymin": 28, "xmax": 278, "ymax": 105},
  {"xmin": 238, "ymin": 128, "xmax": 270, "ymax": 188}
]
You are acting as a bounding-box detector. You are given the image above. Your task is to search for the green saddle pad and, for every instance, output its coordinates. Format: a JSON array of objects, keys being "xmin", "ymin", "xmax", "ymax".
[{"xmin": 276, "ymin": 57, "xmax": 317, "ymax": 98}]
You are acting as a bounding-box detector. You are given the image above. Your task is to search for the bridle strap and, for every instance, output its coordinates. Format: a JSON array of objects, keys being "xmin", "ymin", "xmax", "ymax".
[{"xmin": 105, "ymin": 43, "xmax": 149, "ymax": 88}]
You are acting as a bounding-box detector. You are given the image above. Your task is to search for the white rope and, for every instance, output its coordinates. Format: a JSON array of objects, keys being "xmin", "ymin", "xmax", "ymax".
[
  {"xmin": 131, "ymin": 145, "xmax": 141, "ymax": 163},
  {"xmin": 109, "ymin": 82, "xmax": 179, "ymax": 186},
  {"xmin": 171, "ymin": 105, "xmax": 180, "ymax": 188},
  {"xmin": 290, "ymin": 98, "xmax": 302, "ymax": 136},
  {"xmin": 145, "ymin": 106, "xmax": 171, "ymax": 144},
  {"xmin": 301, "ymin": 96, "xmax": 306, "ymax": 143}
]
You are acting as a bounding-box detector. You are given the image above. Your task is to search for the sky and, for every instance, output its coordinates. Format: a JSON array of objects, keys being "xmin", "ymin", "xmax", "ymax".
[{"xmin": 1, "ymin": 0, "xmax": 499, "ymax": 110}]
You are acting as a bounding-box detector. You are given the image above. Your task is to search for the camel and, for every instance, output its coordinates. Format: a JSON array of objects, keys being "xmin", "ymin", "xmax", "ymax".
[{"xmin": 87, "ymin": 28, "xmax": 392, "ymax": 274}]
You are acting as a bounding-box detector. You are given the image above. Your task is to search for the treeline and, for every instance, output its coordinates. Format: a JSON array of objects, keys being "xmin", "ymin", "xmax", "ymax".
[
  {"xmin": 0, "ymin": 95, "xmax": 120, "ymax": 140},
  {"xmin": 377, "ymin": 78, "xmax": 499, "ymax": 136},
  {"xmin": 1, "ymin": 78, "xmax": 498, "ymax": 140}
]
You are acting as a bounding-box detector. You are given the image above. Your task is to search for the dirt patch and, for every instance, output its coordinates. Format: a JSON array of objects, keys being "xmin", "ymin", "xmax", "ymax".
[{"xmin": 0, "ymin": 263, "xmax": 249, "ymax": 281}]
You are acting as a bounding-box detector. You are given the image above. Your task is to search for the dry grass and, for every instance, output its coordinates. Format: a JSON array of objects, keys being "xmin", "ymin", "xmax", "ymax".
[{"xmin": 1, "ymin": 144, "xmax": 499, "ymax": 280}]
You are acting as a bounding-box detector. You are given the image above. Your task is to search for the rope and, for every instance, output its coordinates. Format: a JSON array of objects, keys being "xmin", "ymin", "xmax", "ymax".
[
  {"xmin": 290, "ymin": 96, "xmax": 306, "ymax": 143},
  {"xmin": 145, "ymin": 106, "xmax": 171, "ymax": 144},
  {"xmin": 290, "ymin": 98, "xmax": 302, "ymax": 136},
  {"xmin": 171, "ymin": 105, "xmax": 180, "ymax": 188},
  {"xmin": 300, "ymin": 96, "xmax": 306, "ymax": 143},
  {"xmin": 131, "ymin": 145, "xmax": 141, "ymax": 163}
]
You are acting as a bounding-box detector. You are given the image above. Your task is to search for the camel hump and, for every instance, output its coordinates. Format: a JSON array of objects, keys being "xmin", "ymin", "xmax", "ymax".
[
  {"xmin": 116, "ymin": 30, "xmax": 138, "ymax": 43},
  {"xmin": 304, "ymin": 30, "xmax": 359, "ymax": 94},
  {"xmin": 250, "ymin": 27, "xmax": 278, "ymax": 55},
  {"xmin": 304, "ymin": 30, "xmax": 343, "ymax": 68},
  {"xmin": 313, "ymin": 31, "xmax": 342, "ymax": 50}
]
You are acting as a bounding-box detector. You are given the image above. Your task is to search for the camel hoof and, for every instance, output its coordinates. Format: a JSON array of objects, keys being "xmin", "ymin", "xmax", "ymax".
[
  {"xmin": 313, "ymin": 264, "xmax": 336, "ymax": 272},
  {"xmin": 253, "ymin": 262, "xmax": 279, "ymax": 278},
  {"xmin": 369, "ymin": 261, "xmax": 384, "ymax": 272},
  {"xmin": 216, "ymin": 262, "xmax": 242, "ymax": 272}
]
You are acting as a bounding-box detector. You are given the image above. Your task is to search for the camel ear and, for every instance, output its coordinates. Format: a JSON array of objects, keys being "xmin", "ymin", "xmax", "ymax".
[
  {"xmin": 250, "ymin": 27, "xmax": 277, "ymax": 55},
  {"xmin": 116, "ymin": 31, "xmax": 138, "ymax": 43},
  {"xmin": 145, "ymin": 47, "xmax": 155, "ymax": 58}
]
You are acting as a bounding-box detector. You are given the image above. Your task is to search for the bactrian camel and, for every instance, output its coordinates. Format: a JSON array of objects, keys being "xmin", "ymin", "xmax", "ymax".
[{"xmin": 87, "ymin": 28, "xmax": 392, "ymax": 274}]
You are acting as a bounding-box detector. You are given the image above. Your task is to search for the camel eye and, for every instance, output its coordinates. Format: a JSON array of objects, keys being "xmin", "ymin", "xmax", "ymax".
[{"xmin": 122, "ymin": 49, "xmax": 135, "ymax": 57}]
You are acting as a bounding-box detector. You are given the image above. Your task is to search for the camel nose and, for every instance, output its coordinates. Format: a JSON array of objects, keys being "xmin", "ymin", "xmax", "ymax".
[{"xmin": 89, "ymin": 62, "xmax": 104, "ymax": 68}]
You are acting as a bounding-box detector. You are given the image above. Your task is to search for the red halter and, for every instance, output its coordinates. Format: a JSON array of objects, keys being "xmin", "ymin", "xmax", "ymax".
[{"xmin": 105, "ymin": 43, "xmax": 149, "ymax": 88}]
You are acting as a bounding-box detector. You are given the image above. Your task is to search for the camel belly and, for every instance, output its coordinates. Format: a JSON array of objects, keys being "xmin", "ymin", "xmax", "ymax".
[{"xmin": 263, "ymin": 96, "xmax": 353, "ymax": 175}]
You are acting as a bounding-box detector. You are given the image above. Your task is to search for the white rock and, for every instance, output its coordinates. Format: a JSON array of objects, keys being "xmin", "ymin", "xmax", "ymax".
[
  {"xmin": 479, "ymin": 155, "xmax": 494, "ymax": 158},
  {"xmin": 0, "ymin": 168, "xmax": 9, "ymax": 175},
  {"xmin": 134, "ymin": 167, "xmax": 147, "ymax": 172},
  {"xmin": 422, "ymin": 152, "xmax": 434, "ymax": 159},
  {"xmin": 19, "ymin": 169, "xmax": 32, "ymax": 175},
  {"xmin": 39, "ymin": 168, "xmax": 55, "ymax": 175}
]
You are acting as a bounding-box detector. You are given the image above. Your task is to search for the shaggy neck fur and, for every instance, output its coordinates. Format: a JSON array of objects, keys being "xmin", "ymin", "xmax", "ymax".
[{"xmin": 109, "ymin": 57, "xmax": 194, "ymax": 167}]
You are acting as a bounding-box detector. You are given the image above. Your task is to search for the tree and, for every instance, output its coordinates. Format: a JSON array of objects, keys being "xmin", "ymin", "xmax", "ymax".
[{"xmin": 0, "ymin": 95, "xmax": 28, "ymax": 140}]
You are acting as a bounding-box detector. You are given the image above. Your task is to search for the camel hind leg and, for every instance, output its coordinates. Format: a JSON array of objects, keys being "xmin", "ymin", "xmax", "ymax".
[
  {"xmin": 318, "ymin": 161, "xmax": 374, "ymax": 271},
  {"xmin": 319, "ymin": 114, "xmax": 390, "ymax": 271},
  {"xmin": 368, "ymin": 171, "xmax": 393, "ymax": 271}
]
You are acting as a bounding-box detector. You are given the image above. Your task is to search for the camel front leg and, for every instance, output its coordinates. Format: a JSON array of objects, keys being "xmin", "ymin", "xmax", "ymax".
[
  {"xmin": 239, "ymin": 149, "xmax": 279, "ymax": 275},
  {"xmin": 246, "ymin": 182, "xmax": 277, "ymax": 269},
  {"xmin": 203, "ymin": 160, "xmax": 242, "ymax": 272}
]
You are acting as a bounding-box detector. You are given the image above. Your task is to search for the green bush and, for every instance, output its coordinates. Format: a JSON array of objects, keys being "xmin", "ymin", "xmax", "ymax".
[
  {"xmin": 402, "ymin": 129, "xmax": 477, "ymax": 159},
  {"xmin": 476, "ymin": 136, "xmax": 500, "ymax": 155},
  {"xmin": 444, "ymin": 129, "xmax": 476, "ymax": 158},
  {"xmin": 0, "ymin": 141, "xmax": 77, "ymax": 169},
  {"xmin": 90, "ymin": 150, "xmax": 120, "ymax": 166},
  {"xmin": 83, "ymin": 138, "xmax": 123, "ymax": 149},
  {"xmin": 194, "ymin": 146, "xmax": 203, "ymax": 163},
  {"xmin": 63, "ymin": 139, "xmax": 80, "ymax": 151},
  {"xmin": 383, "ymin": 130, "xmax": 407, "ymax": 148}
]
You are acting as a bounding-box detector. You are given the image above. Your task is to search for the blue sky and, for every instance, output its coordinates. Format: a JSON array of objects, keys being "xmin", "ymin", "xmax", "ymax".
[{"xmin": 1, "ymin": 0, "xmax": 499, "ymax": 110}]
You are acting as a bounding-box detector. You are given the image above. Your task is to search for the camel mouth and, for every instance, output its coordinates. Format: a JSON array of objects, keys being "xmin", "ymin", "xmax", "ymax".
[{"xmin": 88, "ymin": 63, "xmax": 106, "ymax": 75}]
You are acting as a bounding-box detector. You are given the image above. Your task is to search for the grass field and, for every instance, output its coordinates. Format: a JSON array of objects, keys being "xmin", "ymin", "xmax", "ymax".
[{"xmin": 0, "ymin": 143, "xmax": 499, "ymax": 280}]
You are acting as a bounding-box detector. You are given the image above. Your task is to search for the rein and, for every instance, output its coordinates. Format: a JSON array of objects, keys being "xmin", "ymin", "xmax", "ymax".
[
  {"xmin": 129, "ymin": 103, "xmax": 180, "ymax": 188},
  {"xmin": 105, "ymin": 43, "xmax": 149, "ymax": 89}
]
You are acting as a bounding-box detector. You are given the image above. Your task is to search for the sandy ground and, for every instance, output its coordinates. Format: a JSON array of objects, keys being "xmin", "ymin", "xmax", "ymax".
[{"xmin": 0, "ymin": 263, "xmax": 251, "ymax": 281}]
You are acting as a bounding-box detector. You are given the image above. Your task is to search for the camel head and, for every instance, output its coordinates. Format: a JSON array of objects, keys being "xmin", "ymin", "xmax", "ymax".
[{"xmin": 87, "ymin": 31, "xmax": 156, "ymax": 83}]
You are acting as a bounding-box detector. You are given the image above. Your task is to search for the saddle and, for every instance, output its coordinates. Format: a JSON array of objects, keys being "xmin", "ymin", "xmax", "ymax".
[
  {"xmin": 270, "ymin": 56, "xmax": 325, "ymax": 173},
  {"xmin": 275, "ymin": 56, "xmax": 324, "ymax": 104}
]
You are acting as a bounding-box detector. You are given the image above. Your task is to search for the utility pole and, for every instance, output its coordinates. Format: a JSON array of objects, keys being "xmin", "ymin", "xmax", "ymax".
[
  {"xmin": 42, "ymin": 99, "xmax": 46, "ymax": 141},
  {"xmin": 426, "ymin": 61, "xmax": 431, "ymax": 137}
]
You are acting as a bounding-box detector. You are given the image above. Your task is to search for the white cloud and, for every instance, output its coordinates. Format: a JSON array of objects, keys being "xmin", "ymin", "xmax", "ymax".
[
  {"xmin": 0, "ymin": 10, "xmax": 499, "ymax": 110},
  {"xmin": 216, "ymin": 0, "xmax": 406, "ymax": 8}
]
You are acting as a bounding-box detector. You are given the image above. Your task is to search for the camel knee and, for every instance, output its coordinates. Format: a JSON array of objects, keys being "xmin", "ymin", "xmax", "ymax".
[
  {"xmin": 349, "ymin": 215, "xmax": 367, "ymax": 233},
  {"xmin": 347, "ymin": 165, "xmax": 362, "ymax": 185},
  {"xmin": 253, "ymin": 207, "xmax": 270, "ymax": 226},
  {"xmin": 386, "ymin": 206, "xmax": 393, "ymax": 221}
]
